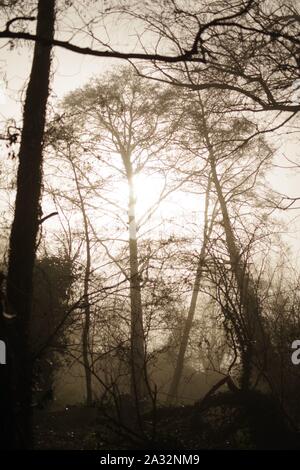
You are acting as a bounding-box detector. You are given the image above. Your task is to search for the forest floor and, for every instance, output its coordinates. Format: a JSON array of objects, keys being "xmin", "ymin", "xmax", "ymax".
[
  {"xmin": 33, "ymin": 407, "xmax": 107, "ymax": 450},
  {"xmin": 33, "ymin": 397, "xmax": 300, "ymax": 450},
  {"xmin": 33, "ymin": 406, "xmax": 202, "ymax": 450},
  {"xmin": 33, "ymin": 405, "xmax": 213, "ymax": 450}
]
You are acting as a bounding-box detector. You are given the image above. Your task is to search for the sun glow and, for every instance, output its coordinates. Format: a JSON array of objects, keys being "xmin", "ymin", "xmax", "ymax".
[
  {"xmin": 132, "ymin": 172, "xmax": 208, "ymax": 230},
  {"xmin": 133, "ymin": 173, "xmax": 165, "ymax": 217}
]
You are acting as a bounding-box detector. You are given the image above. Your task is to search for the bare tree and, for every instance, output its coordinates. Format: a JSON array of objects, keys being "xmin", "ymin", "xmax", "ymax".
[
  {"xmin": 56, "ymin": 67, "xmax": 181, "ymax": 422},
  {"xmin": 167, "ymin": 174, "xmax": 218, "ymax": 403}
]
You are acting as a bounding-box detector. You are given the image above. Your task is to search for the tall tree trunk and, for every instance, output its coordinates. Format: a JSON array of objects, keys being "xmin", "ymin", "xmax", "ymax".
[
  {"xmin": 0, "ymin": 0, "xmax": 55, "ymax": 449},
  {"xmin": 126, "ymin": 166, "xmax": 147, "ymax": 408},
  {"xmin": 167, "ymin": 176, "xmax": 214, "ymax": 404},
  {"xmin": 200, "ymin": 106, "xmax": 275, "ymax": 390},
  {"xmin": 71, "ymin": 158, "xmax": 93, "ymax": 406}
]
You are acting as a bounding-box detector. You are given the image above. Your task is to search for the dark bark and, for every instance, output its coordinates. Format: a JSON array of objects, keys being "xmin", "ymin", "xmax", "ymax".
[{"xmin": 0, "ymin": 0, "xmax": 55, "ymax": 449}]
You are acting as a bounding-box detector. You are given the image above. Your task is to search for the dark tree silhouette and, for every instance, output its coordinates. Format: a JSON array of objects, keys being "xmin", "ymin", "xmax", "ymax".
[{"xmin": 0, "ymin": 0, "xmax": 55, "ymax": 449}]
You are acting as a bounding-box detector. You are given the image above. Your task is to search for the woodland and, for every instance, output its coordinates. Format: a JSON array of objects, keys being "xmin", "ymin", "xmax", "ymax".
[{"xmin": 0, "ymin": 0, "xmax": 300, "ymax": 450}]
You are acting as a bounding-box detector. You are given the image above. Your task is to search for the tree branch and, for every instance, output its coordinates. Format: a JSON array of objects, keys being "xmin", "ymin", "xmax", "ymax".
[
  {"xmin": 5, "ymin": 16, "xmax": 36, "ymax": 31},
  {"xmin": 0, "ymin": 29, "xmax": 206, "ymax": 63},
  {"xmin": 38, "ymin": 211, "xmax": 58, "ymax": 225}
]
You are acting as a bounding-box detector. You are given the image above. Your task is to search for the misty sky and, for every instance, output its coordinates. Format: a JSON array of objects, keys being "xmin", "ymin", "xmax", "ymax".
[{"xmin": 1, "ymin": 6, "xmax": 300, "ymax": 263}]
